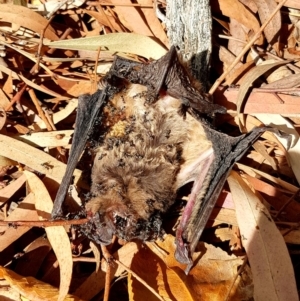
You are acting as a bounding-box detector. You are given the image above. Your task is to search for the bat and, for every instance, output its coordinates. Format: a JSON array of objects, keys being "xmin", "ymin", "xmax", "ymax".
[{"xmin": 51, "ymin": 46, "xmax": 282, "ymax": 273}]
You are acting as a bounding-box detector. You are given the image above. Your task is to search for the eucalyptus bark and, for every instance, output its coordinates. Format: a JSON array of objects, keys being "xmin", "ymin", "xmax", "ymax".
[{"xmin": 166, "ymin": 0, "xmax": 212, "ymax": 90}]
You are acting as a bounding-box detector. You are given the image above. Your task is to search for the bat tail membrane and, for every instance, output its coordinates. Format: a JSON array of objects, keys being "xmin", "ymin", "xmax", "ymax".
[{"xmin": 175, "ymin": 126, "xmax": 280, "ymax": 274}]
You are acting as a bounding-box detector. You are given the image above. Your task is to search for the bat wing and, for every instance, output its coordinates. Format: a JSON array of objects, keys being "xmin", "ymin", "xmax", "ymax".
[
  {"xmin": 175, "ymin": 126, "xmax": 273, "ymax": 273},
  {"xmin": 51, "ymin": 89, "xmax": 108, "ymax": 218}
]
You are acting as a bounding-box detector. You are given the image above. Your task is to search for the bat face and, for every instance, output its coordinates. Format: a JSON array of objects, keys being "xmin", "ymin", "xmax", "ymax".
[{"xmin": 84, "ymin": 84, "xmax": 213, "ymax": 244}]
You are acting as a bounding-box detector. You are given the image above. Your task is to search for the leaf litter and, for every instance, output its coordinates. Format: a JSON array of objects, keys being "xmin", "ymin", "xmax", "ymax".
[{"xmin": 0, "ymin": 1, "xmax": 300, "ymax": 300}]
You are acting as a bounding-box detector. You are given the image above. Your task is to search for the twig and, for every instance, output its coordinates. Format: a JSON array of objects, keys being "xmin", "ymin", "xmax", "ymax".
[
  {"xmin": 209, "ymin": 0, "xmax": 288, "ymax": 95},
  {"xmin": 0, "ymin": 218, "xmax": 89, "ymax": 227},
  {"xmin": 33, "ymin": 16, "xmax": 55, "ymax": 74},
  {"xmin": 224, "ymin": 256, "xmax": 248, "ymax": 301},
  {"xmin": 5, "ymin": 84, "xmax": 27, "ymax": 112},
  {"xmin": 101, "ymin": 245, "xmax": 114, "ymax": 301},
  {"xmin": 47, "ymin": 27, "xmax": 73, "ymax": 55},
  {"xmin": 97, "ymin": 4, "xmax": 116, "ymax": 33},
  {"xmin": 88, "ymin": 1, "xmax": 152, "ymax": 7},
  {"xmin": 115, "ymin": 258, "xmax": 164, "ymax": 301}
]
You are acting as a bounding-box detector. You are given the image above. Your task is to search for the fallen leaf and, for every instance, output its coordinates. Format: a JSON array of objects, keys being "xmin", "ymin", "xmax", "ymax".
[
  {"xmin": 254, "ymin": 114, "xmax": 300, "ymax": 184},
  {"xmin": 281, "ymin": 229, "xmax": 300, "ymax": 244},
  {"xmin": 137, "ymin": 0, "xmax": 168, "ymax": 47},
  {"xmin": 253, "ymin": 0, "xmax": 282, "ymax": 45},
  {"xmin": 0, "ymin": 134, "xmax": 82, "ymax": 184},
  {"xmin": 262, "ymin": 72, "xmax": 300, "ymax": 89},
  {"xmin": 45, "ymin": 33, "xmax": 167, "ymax": 59},
  {"xmin": 0, "ymin": 266, "xmax": 84, "ymax": 301},
  {"xmin": 128, "ymin": 244, "xmax": 194, "ymax": 301},
  {"xmin": 235, "ymin": 60, "xmax": 290, "ymax": 127},
  {"xmin": 146, "ymin": 235, "xmax": 253, "ymax": 301},
  {"xmin": 228, "ymin": 171, "xmax": 298, "ymax": 301},
  {"xmin": 0, "ymin": 4, "xmax": 58, "ymax": 40},
  {"xmin": 216, "ymin": 0, "xmax": 263, "ymax": 44},
  {"xmin": 242, "ymin": 174, "xmax": 300, "ymax": 222},
  {"xmin": 0, "ymin": 193, "xmax": 38, "ymax": 252},
  {"xmin": 11, "ymin": 130, "xmax": 73, "ymax": 148},
  {"xmin": 36, "ymin": 98, "xmax": 78, "ymax": 129},
  {"xmin": 0, "ymin": 106, "xmax": 6, "ymax": 131},
  {"xmin": 237, "ymin": 162, "xmax": 298, "ymax": 193},
  {"xmin": 79, "ymin": 9, "xmax": 124, "ymax": 32},
  {"xmin": 24, "ymin": 171, "xmax": 73, "ymax": 301},
  {"xmin": 0, "ymin": 174, "xmax": 26, "ymax": 204},
  {"xmin": 110, "ymin": 0, "xmax": 154, "ymax": 36}
]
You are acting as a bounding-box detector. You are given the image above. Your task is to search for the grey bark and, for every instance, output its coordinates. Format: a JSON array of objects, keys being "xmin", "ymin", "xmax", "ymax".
[{"xmin": 166, "ymin": 0, "xmax": 212, "ymax": 90}]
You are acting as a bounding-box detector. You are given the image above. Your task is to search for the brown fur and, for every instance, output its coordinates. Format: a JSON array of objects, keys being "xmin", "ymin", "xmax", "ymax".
[{"xmin": 85, "ymin": 84, "xmax": 212, "ymax": 242}]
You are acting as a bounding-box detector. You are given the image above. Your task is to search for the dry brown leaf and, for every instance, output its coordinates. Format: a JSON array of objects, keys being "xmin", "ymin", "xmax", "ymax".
[
  {"xmin": 89, "ymin": 241, "xmax": 101, "ymax": 273},
  {"xmin": 0, "ymin": 88, "xmax": 10, "ymax": 108},
  {"xmin": 0, "ymin": 193, "xmax": 38, "ymax": 252},
  {"xmin": 215, "ymin": 86, "xmax": 300, "ymax": 114},
  {"xmin": 280, "ymin": 0, "xmax": 300, "ymax": 9},
  {"xmin": 0, "ymin": 134, "xmax": 81, "ymax": 184},
  {"xmin": 0, "ymin": 64, "xmax": 68, "ymax": 99},
  {"xmin": 0, "ymin": 174, "xmax": 26, "ymax": 204},
  {"xmin": 236, "ymin": 60, "xmax": 290, "ymax": 126},
  {"xmin": 137, "ymin": 0, "xmax": 169, "ymax": 47},
  {"xmin": 0, "ymin": 106, "xmax": 6, "ymax": 131},
  {"xmin": 281, "ymin": 229, "xmax": 300, "ymax": 244},
  {"xmin": 242, "ymin": 174, "xmax": 300, "ymax": 222},
  {"xmin": 11, "ymin": 130, "xmax": 73, "ymax": 148},
  {"xmin": 2, "ymin": 72, "xmax": 13, "ymax": 98},
  {"xmin": 262, "ymin": 72, "xmax": 300, "ymax": 89},
  {"xmin": 253, "ymin": 0, "xmax": 282, "ymax": 45},
  {"xmin": 209, "ymin": 207, "xmax": 238, "ymax": 226},
  {"xmin": 252, "ymin": 141, "xmax": 277, "ymax": 170},
  {"xmin": 146, "ymin": 235, "xmax": 253, "ymax": 301},
  {"xmin": 253, "ymin": 114, "xmax": 300, "ymax": 184},
  {"xmin": 128, "ymin": 244, "xmax": 193, "ymax": 301},
  {"xmin": 217, "ymin": 0, "xmax": 263, "ymax": 44},
  {"xmin": 237, "ymin": 162, "xmax": 298, "ymax": 193},
  {"xmin": 14, "ymin": 236, "xmax": 52, "ymax": 278},
  {"xmin": 0, "ymin": 4, "xmax": 58, "ymax": 40},
  {"xmin": 228, "ymin": 171, "xmax": 298, "ymax": 301},
  {"xmin": 46, "ymin": 33, "xmax": 167, "ymax": 60},
  {"xmin": 228, "ymin": 19, "xmax": 248, "ymax": 57},
  {"xmin": 265, "ymin": 65, "xmax": 293, "ymax": 83},
  {"xmin": 0, "ymin": 266, "xmax": 84, "ymax": 301},
  {"xmin": 219, "ymin": 46, "xmax": 243, "ymax": 79},
  {"xmin": 66, "ymin": 81, "xmax": 97, "ymax": 97},
  {"xmin": 36, "ymin": 98, "xmax": 78, "ymax": 130},
  {"xmin": 111, "ymin": 0, "xmax": 154, "ymax": 36},
  {"xmin": 80, "ymin": 8, "xmax": 124, "ymax": 32},
  {"xmin": 24, "ymin": 171, "xmax": 73, "ymax": 301}
]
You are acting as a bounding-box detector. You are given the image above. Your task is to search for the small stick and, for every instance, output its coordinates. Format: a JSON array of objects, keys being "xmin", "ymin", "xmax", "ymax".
[
  {"xmin": 0, "ymin": 218, "xmax": 89, "ymax": 227},
  {"xmin": 5, "ymin": 84, "xmax": 27, "ymax": 112},
  {"xmin": 101, "ymin": 245, "xmax": 114, "ymax": 301}
]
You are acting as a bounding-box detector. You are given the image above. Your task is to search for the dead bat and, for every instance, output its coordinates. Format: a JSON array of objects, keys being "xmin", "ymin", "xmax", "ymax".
[{"xmin": 51, "ymin": 46, "xmax": 279, "ymax": 272}]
